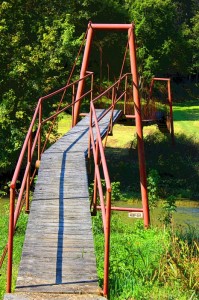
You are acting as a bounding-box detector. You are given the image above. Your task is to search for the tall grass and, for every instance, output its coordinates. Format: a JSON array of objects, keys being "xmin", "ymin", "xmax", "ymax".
[
  {"xmin": 0, "ymin": 206, "xmax": 28, "ymax": 299},
  {"xmin": 93, "ymin": 214, "xmax": 199, "ymax": 299}
]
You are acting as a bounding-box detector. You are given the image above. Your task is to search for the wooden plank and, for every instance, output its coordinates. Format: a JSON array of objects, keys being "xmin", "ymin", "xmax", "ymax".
[{"xmin": 4, "ymin": 293, "xmax": 106, "ymax": 300}]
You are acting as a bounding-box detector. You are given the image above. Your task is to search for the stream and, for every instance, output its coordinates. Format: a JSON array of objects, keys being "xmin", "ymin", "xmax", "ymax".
[
  {"xmin": 0, "ymin": 197, "xmax": 198, "ymax": 230},
  {"xmin": 112, "ymin": 200, "xmax": 199, "ymax": 230}
]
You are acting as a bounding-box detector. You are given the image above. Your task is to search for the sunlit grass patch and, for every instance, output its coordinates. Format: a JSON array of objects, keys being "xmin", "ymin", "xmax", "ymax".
[
  {"xmin": 173, "ymin": 103, "xmax": 199, "ymax": 139},
  {"xmin": 57, "ymin": 112, "xmax": 72, "ymax": 136},
  {"xmin": 0, "ymin": 206, "xmax": 28, "ymax": 299}
]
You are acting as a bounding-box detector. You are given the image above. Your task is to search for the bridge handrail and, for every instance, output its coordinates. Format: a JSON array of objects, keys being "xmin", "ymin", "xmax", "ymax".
[
  {"xmin": 89, "ymin": 101, "xmax": 112, "ymax": 297},
  {"xmin": 4, "ymin": 70, "xmax": 132, "ymax": 294},
  {"xmin": 88, "ymin": 72, "xmax": 131, "ymax": 221},
  {"xmin": 88, "ymin": 72, "xmax": 132, "ymax": 296},
  {"xmin": 3, "ymin": 71, "xmax": 94, "ymax": 292},
  {"xmin": 10, "ymin": 71, "xmax": 93, "ymax": 189}
]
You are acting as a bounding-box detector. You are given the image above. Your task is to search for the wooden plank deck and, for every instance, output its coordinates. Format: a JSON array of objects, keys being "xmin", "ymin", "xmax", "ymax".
[{"xmin": 5, "ymin": 109, "xmax": 121, "ymax": 300}]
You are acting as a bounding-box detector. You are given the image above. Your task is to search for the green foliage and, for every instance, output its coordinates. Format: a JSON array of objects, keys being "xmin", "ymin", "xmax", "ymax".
[
  {"xmin": 0, "ymin": 206, "xmax": 28, "ymax": 299},
  {"xmin": 126, "ymin": 0, "xmax": 192, "ymax": 78},
  {"xmin": 110, "ymin": 181, "xmax": 123, "ymax": 201},
  {"xmin": 0, "ymin": 0, "xmax": 199, "ymax": 180},
  {"xmin": 189, "ymin": 12, "xmax": 199, "ymax": 74},
  {"xmin": 93, "ymin": 214, "xmax": 199, "ymax": 299},
  {"xmin": 161, "ymin": 196, "xmax": 177, "ymax": 226},
  {"xmin": 143, "ymin": 130, "xmax": 199, "ymax": 200},
  {"xmin": 89, "ymin": 180, "xmax": 123, "ymax": 204},
  {"xmin": 165, "ymin": 228, "xmax": 199, "ymax": 295},
  {"xmin": 0, "ymin": 1, "xmax": 79, "ymax": 175},
  {"xmin": 147, "ymin": 169, "xmax": 160, "ymax": 210},
  {"xmin": 147, "ymin": 170, "xmax": 177, "ymax": 227}
]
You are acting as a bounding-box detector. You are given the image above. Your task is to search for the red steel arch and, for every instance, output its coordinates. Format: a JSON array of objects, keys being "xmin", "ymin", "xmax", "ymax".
[{"xmin": 74, "ymin": 22, "xmax": 150, "ymax": 229}]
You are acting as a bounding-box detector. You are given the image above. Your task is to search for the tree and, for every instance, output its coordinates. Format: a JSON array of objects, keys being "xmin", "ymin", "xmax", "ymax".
[
  {"xmin": 189, "ymin": 12, "xmax": 199, "ymax": 80},
  {"xmin": 0, "ymin": 0, "xmax": 198, "ymax": 182},
  {"xmin": 0, "ymin": 0, "xmax": 128, "ymax": 180},
  {"xmin": 0, "ymin": 1, "xmax": 78, "ymax": 175},
  {"xmin": 126, "ymin": 0, "xmax": 192, "ymax": 79},
  {"xmin": 66, "ymin": 0, "xmax": 129, "ymax": 81}
]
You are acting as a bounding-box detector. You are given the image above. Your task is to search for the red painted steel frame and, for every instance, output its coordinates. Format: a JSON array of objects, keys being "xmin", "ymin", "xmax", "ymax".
[
  {"xmin": 75, "ymin": 22, "xmax": 150, "ymax": 225},
  {"xmin": 74, "ymin": 23, "xmax": 134, "ymax": 124},
  {"xmin": 128, "ymin": 26, "xmax": 150, "ymax": 228},
  {"xmin": 5, "ymin": 23, "xmax": 150, "ymax": 298},
  {"xmin": 89, "ymin": 101, "xmax": 112, "ymax": 296},
  {"xmin": 83, "ymin": 23, "xmax": 150, "ymax": 297}
]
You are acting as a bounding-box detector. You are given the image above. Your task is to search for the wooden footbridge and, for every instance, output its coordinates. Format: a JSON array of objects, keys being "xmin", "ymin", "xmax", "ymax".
[
  {"xmin": 1, "ymin": 23, "xmax": 174, "ymax": 299},
  {"xmin": 4, "ymin": 110, "xmax": 121, "ymax": 300}
]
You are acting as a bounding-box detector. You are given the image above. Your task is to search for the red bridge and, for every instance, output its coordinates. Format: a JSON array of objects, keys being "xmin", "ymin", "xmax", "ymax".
[{"xmin": 1, "ymin": 23, "xmax": 174, "ymax": 300}]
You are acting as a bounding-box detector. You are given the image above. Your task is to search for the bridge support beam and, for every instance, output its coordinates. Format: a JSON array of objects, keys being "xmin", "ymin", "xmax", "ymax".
[
  {"xmin": 74, "ymin": 22, "xmax": 150, "ymax": 228},
  {"xmin": 73, "ymin": 23, "xmax": 150, "ymax": 298},
  {"xmin": 128, "ymin": 26, "xmax": 150, "ymax": 228},
  {"xmin": 73, "ymin": 23, "xmax": 94, "ymax": 126}
]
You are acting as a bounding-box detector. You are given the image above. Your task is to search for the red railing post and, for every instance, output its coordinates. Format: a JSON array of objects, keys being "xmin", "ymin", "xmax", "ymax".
[
  {"xmin": 92, "ymin": 140, "xmax": 99, "ymax": 213},
  {"xmin": 103, "ymin": 190, "xmax": 111, "ymax": 297},
  {"xmin": 128, "ymin": 25, "xmax": 150, "ymax": 228},
  {"xmin": 25, "ymin": 133, "xmax": 32, "ymax": 213},
  {"xmin": 88, "ymin": 104, "xmax": 92, "ymax": 174},
  {"xmin": 72, "ymin": 84, "xmax": 76, "ymax": 128},
  {"xmin": 91, "ymin": 72, "xmax": 94, "ymax": 102},
  {"xmin": 7, "ymin": 188, "xmax": 15, "ymax": 293},
  {"xmin": 113, "ymin": 85, "xmax": 117, "ymax": 107},
  {"xmin": 88, "ymin": 107, "xmax": 91, "ymax": 156},
  {"xmin": 74, "ymin": 23, "xmax": 94, "ymax": 125},
  {"xmin": 149, "ymin": 78, "xmax": 154, "ymax": 99},
  {"xmin": 92, "ymin": 172, "xmax": 98, "ymax": 215},
  {"xmin": 38, "ymin": 102, "xmax": 42, "ymax": 160},
  {"xmin": 124, "ymin": 74, "xmax": 128, "ymax": 114},
  {"xmin": 167, "ymin": 79, "xmax": 175, "ymax": 144}
]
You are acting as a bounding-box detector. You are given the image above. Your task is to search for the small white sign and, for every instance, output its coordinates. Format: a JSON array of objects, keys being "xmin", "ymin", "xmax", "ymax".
[{"xmin": 128, "ymin": 212, "xmax": 143, "ymax": 219}]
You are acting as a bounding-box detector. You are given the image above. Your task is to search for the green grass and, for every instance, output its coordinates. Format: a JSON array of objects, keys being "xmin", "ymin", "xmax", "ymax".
[
  {"xmin": 173, "ymin": 104, "xmax": 199, "ymax": 139},
  {"xmin": 57, "ymin": 112, "xmax": 72, "ymax": 135},
  {"xmin": 0, "ymin": 206, "xmax": 28, "ymax": 299},
  {"xmin": 93, "ymin": 214, "xmax": 199, "ymax": 300}
]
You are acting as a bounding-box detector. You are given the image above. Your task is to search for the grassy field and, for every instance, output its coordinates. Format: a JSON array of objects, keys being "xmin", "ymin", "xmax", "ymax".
[
  {"xmin": 173, "ymin": 103, "xmax": 199, "ymax": 139},
  {"xmin": 0, "ymin": 208, "xmax": 28, "ymax": 299}
]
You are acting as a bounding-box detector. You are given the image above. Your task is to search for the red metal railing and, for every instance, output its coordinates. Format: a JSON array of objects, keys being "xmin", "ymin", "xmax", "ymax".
[
  {"xmin": 88, "ymin": 73, "xmax": 138, "ymax": 296},
  {"xmin": 1, "ymin": 71, "xmax": 94, "ymax": 292},
  {"xmin": 89, "ymin": 102, "xmax": 112, "ymax": 296},
  {"xmin": 2, "ymin": 70, "xmax": 150, "ymax": 297}
]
